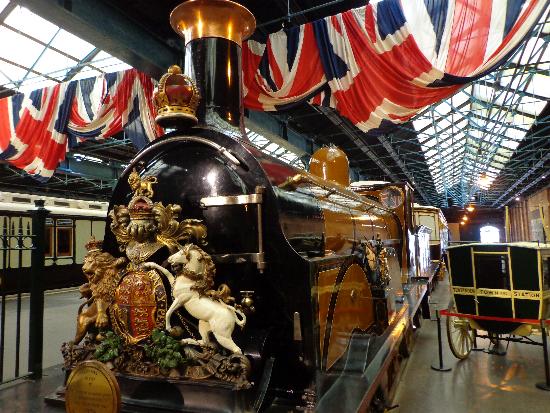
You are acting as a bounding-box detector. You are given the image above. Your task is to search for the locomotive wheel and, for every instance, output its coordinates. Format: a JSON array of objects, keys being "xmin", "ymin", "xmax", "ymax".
[{"xmin": 446, "ymin": 306, "xmax": 474, "ymax": 360}]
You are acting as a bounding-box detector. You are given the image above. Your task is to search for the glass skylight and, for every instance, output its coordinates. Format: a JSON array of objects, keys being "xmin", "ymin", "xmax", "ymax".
[
  {"xmin": 246, "ymin": 128, "xmax": 306, "ymax": 169},
  {"xmin": 410, "ymin": 9, "xmax": 550, "ymax": 206},
  {"xmin": 222, "ymin": 123, "xmax": 306, "ymax": 169},
  {"xmin": 0, "ymin": 1, "xmax": 131, "ymax": 95}
]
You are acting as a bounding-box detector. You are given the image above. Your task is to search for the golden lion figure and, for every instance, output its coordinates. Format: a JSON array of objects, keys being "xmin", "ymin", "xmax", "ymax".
[
  {"xmin": 72, "ymin": 239, "xmax": 127, "ymax": 344},
  {"xmin": 128, "ymin": 168, "xmax": 158, "ymax": 198}
]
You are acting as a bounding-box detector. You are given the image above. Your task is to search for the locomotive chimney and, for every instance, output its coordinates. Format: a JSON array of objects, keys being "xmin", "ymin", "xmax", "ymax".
[{"xmin": 170, "ymin": 0, "xmax": 255, "ymax": 136}]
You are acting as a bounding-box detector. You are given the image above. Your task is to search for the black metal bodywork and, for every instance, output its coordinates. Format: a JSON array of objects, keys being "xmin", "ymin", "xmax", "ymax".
[
  {"xmin": 102, "ymin": 124, "xmax": 412, "ymax": 410},
  {"xmin": 101, "ymin": 35, "xmax": 413, "ymax": 411},
  {"xmin": 103, "ymin": 128, "xmax": 325, "ymax": 398}
]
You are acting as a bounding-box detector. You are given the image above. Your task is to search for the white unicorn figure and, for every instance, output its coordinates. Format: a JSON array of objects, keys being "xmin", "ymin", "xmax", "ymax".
[{"xmin": 144, "ymin": 244, "xmax": 246, "ymax": 354}]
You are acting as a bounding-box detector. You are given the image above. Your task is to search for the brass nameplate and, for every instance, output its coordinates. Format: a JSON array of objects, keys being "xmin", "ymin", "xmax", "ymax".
[{"xmin": 65, "ymin": 361, "xmax": 121, "ymax": 413}]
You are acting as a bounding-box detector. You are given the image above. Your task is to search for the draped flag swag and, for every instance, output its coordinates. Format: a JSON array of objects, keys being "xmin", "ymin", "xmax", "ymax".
[
  {"xmin": 0, "ymin": 69, "xmax": 162, "ymax": 180},
  {"xmin": 0, "ymin": 0, "xmax": 548, "ymax": 181},
  {"xmin": 242, "ymin": 0, "xmax": 549, "ymax": 135}
]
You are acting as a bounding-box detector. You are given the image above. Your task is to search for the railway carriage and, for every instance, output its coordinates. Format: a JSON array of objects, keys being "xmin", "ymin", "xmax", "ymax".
[
  {"xmin": 0, "ymin": 192, "xmax": 106, "ymax": 293},
  {"xmin": 446, "ymin": 242, "xmax": 550, "ymax": 359},
  {"xmin": 413, "ymin": 204, "xmax": 449, "ymax": 263}
]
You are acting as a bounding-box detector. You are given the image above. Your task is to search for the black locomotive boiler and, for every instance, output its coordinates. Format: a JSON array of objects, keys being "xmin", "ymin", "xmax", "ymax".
[{"xmin": 100, "ymin": 1, "xmax": 429, "ymax": 410}]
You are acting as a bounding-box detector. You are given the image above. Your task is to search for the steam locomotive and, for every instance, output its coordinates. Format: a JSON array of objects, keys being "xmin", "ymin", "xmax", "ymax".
[{"xmin": 96, "ymin": 1, "xmax": 432, "ymax": 411}]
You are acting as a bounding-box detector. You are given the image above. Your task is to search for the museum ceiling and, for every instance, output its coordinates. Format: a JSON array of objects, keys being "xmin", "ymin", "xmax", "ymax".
[{"xmin": 0, "ymin": 0, "xmax": 548, "ymax": 207}]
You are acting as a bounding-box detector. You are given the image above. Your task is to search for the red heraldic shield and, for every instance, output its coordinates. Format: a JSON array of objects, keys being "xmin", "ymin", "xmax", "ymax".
[{"xmin": 111, "ymin": 269, "xmax": 167, "ymax": 343}]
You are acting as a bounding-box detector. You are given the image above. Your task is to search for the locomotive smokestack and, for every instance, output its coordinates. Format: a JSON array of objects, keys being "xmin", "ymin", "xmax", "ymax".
[{"xmin": 170, "ymin": 0, "xmax": 255, "ymax": 136}]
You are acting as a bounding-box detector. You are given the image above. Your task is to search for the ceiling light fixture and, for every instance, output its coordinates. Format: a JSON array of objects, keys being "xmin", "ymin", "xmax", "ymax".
[
  {"xmin": 477, "ymin": 173, "xmax": 492, "ymax": 189},
  {"xmin": 466, "ymin": 205, "xmax": 475, "ymax": 212}
]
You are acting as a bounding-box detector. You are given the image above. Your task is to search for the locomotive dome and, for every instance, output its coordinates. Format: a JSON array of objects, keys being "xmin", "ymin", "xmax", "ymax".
[{"xmin": 309, "ymin": 146, "xmax": 351, "ymax": 187}]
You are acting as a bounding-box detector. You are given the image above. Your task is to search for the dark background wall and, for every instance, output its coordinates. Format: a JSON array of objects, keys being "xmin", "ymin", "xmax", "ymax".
[{"xmin": 442, "ymin": 207, "xmax": 505, "ymax": 242}]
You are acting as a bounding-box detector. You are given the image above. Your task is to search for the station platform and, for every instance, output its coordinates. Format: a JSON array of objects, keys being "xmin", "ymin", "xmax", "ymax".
[
  {"xmin": 392, "ymin": 277, "xmax": 550, "ymax": 413},
  {"xmin": 2, "ymin": 279, "xmax": 550, "ymax": 412},
  {"xmin": 0, "ymin": 365, "xmax": 64, "ymax": 412}
]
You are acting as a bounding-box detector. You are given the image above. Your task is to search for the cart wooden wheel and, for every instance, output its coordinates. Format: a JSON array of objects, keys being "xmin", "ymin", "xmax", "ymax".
[{"xmin": 446, "ymin": 303, "xmax": 475, "ymax": 359}]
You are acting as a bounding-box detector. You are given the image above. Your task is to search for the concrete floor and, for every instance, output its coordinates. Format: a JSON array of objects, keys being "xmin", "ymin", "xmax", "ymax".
[
  {"xmin": 3, "ymin": 283, "xmax": 550, "ymax": 411},
  {"xmin": 1, "ymin": 288, "xmax": 81, "ymax": 382},
  {"xmin": 393, "ymin": 276, "xmax": 550, "ymax": 413}
]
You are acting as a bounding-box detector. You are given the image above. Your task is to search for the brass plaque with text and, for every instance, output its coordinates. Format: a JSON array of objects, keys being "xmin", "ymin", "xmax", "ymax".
[{"xmin": 65, "ymin": 360, "xmax": 121, "ymax": 413}]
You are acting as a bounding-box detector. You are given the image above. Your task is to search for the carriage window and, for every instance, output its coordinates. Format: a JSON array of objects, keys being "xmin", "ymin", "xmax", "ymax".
[
  {"xmin": 56, "ymin": 227, "xmax": 73, "ymax": 257},
  {"xmin": 45, "ymin": 219, "xmax": 74, "ymax": 258},
  {"xmin": 543, "ymin": 256, "xmax": 550, "ymax": 290},
  {"xmin": 44, "ymin": 226, "xmax": 54, "ymax": 258},
  {"xmin": 480, "ymin": 226, "xmax": 500, "ymax": 243},
  {"xmin": 474, "ymin": 253, "xmax": 510, "ymax": 289}
]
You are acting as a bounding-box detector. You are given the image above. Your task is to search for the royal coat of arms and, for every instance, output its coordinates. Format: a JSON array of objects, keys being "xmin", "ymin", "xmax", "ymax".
[{"xmin": 61, "ymin": 168, "xmax": 251, "ymax": 389}]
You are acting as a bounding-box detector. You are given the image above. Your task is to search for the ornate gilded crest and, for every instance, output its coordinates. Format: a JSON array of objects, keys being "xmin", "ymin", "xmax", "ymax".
[
  {"xmin": 109, "ymin": 169, "xmax": 207, "ymax": 263},
  {"xmin": 105, "ymin": 169, "xmax": 208, "ymax": 343},
  {"xmin": 63, "ymin": 169, "xmax": 251, "ymax": 388}
]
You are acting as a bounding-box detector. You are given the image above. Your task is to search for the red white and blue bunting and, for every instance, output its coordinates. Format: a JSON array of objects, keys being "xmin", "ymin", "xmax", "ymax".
[
  {"xmin": 0, "ymin": 0, "xmax": 547, "ymax": 180},
  {"xmin": 0, "ymin": 69, "xmax": 162, "ymax": 180},
  {"xmin": 243, "ymin": 0, "xmax": 549, "ymax": 135}
]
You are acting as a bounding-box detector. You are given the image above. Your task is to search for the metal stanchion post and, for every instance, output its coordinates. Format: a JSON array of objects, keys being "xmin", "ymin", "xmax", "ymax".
[
  {"xmin": 536, "ymin": 319, "xmax": 550, "ymax": 391},
  {"xmin": 431, "ymin": 309, "xmax": 452, "ymax": 372},
  {"xmin": 28, "ymin": 200, "xmax": 48, "ymax": 379}
]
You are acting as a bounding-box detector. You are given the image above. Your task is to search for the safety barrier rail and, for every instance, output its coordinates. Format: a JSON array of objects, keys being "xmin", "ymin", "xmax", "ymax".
[
  {"xmin": 431, "ymin": 308, "xmax": 550, "ymax": 391},
  {"xmin": 0, "ymin": 201, "xmax": 47, "ymax": 385}
]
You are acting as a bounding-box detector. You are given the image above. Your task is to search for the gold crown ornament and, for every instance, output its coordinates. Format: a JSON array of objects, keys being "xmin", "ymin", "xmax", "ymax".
[
  {"xmin": 153, "ymin": 65, "xmax": 200, "ymax": 129},
  {"xmin": 85, "ymin": 236, "xmax": 103, "ymax": 253}
]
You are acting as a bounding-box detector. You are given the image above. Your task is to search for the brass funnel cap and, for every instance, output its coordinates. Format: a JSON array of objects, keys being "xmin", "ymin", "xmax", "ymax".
[{"xmin": 170, "ymin": 0, "xmax": 256, "ymax": 46}]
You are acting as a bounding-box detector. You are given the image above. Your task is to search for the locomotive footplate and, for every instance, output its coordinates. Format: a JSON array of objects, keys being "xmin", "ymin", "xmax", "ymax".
[{"xmin": 315, "ymin": 299, "xmax": 412, "ymax": 412}]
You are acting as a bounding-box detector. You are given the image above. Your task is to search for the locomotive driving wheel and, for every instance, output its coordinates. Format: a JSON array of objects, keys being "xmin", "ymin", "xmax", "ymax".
[{"xmin": 446, "ymin": 302, "xmax": 475, "ymax": 359}]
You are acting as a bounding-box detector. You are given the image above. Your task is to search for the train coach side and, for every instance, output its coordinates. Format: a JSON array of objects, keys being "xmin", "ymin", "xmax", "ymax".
[{"xmin": 0, "ymin": 193, "xmax": 107, "ymax": 293}]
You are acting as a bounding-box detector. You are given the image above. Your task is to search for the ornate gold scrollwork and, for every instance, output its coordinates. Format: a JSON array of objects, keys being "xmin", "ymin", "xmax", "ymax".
[
  {"xmin": 64, "ymin": 167, "xmax": 251, "ymax": 388},
  {"xmin": 109, "ymin": 169, "xmax": 207, "ymax": 261}
]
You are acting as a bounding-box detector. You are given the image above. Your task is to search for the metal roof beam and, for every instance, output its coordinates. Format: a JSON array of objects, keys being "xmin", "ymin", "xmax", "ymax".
[
  {"xmin": 467, "ymin": 113, "xmax": 531, "ymax": 132},
  {"xmin": 0, "ymin": 2, "xmax": 16, "ymax": 21},
  {"xmin": 378, "ymin": 135, "xmax": 431, "ymax": 204},
  {"xmin": 15, "ymin": 0, "xmax": 181, "ymax": 78},
  {"xmin": 63, "ymin": 47, "xmax": 101, "ymax": 82},
  {"xmin": 477, "ymin": 78, "xmax": 550, "ymax": 102},
  {"xmin": 57, "ymin": 153, "xmax": 124, "ymax": 182}
]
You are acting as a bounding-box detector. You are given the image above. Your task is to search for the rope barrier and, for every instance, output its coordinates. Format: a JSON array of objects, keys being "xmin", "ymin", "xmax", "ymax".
[
  {"xmin": 439, "ymin": 309, "xmax": 550, "ymax": 325},
  {"xmin": 435, "ymin": 309, "xmax": 550, "ymax": 391}
]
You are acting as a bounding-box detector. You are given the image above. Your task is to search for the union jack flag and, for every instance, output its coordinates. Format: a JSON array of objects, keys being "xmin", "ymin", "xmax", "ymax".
[
  {"xmin": 0, "ymin": 69, "xmax": 162, "ymax": 180},
  {"xmin": 243, "ymin": 0, "xmax": 549, "ymax": 135}
]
